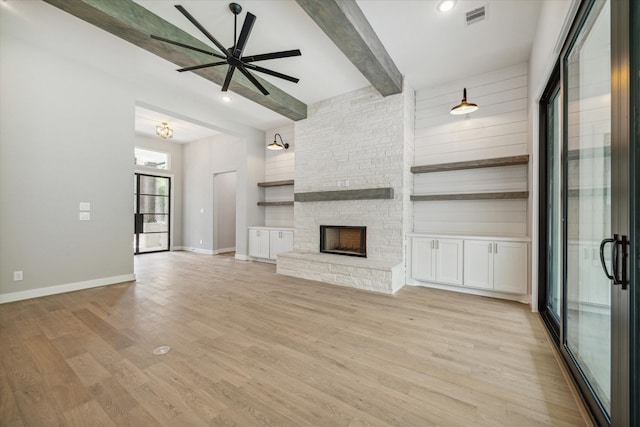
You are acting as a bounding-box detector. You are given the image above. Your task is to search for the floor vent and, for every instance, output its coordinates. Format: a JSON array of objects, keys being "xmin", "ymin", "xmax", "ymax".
[{"xmin": 465, "ymin": 5, "xmax": 486, "ymax": 25}]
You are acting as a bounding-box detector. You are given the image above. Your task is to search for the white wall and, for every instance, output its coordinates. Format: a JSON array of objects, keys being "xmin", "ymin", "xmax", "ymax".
[
  {"xmin": 413, "ymin": 63, "xmax": 529, "ymax": 237},
  {"xmin": 134, "ymin": 134, "xmax": 183, "ymax": 248},
  {"xmin": 0, "ymin": 2, "xmax": 266, "ymax": 301},
  {"xmin": 264, "ymin": 124, "xmax": 295, "ymax": 228}
]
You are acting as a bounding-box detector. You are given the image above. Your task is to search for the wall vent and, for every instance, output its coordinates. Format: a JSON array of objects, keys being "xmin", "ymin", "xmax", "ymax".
[{"xmin": 465, "ymin": 5, "xmax": 486, "ymax": 25}]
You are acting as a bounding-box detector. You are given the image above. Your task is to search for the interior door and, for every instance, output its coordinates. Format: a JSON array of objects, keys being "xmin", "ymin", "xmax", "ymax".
[{"xmin": 134, "ymin": 173, "xmax": 171, "ymax": 254}]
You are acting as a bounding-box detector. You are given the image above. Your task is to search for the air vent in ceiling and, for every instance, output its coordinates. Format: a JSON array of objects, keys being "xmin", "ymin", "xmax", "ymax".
[{"xmin": 465, "ymin": 5, "xmax": 486, "ymax": 25}]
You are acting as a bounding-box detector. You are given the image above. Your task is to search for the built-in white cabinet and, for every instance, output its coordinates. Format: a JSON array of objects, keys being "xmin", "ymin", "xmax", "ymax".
[
  {"xmin": 249, "ymin": 228, "xmax": 270, "ymax": 259},
  {"xmin": 411, "ymin": 237, "xmax": 463, "ymax": 285},
  {"xmin": 408, "ymin": 234, "xmax": 529, "ymax": 300},
  {"xmin": 270, "ymin": 230, "xmax": 294, "ymax": 260},
  {"xmin": 249, "ymin": 227, "xmax": 293, "ymax": 262},
  {"xmin": 464, "ymin": 240, "xmax": 528, "ymax": 294}
]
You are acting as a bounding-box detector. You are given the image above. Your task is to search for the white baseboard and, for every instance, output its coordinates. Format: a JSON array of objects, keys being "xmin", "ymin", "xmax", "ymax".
[
  {"xmin": 182, "ymin": 247, "xmax": 215, "ymax": 255},
  {"xmin": 235, "ymin": 254, "xmax": 250, "ymax": 261},
  {"xmin": 214, "ymin": 247, "xmax": 236, "ymax": 254},
  {"xmin": 405, "ymin": 278, "xmax": 531, "ymax": 304},
  {"xmin": 0, "ymin": 273, "xmax": 136, "ymax": 304}
]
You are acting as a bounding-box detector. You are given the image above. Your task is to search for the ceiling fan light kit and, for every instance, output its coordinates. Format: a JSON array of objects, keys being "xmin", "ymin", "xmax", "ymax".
[
  {"xmin": 150, "ymin": 3, "xmax": 301, "ymax": 96},
  {"xmin": 450, "ymin": 88, "xmax": 478, "ymax": 115}
]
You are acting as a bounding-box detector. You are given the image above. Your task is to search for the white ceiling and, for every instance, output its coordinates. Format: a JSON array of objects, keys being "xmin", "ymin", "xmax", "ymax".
[
  {"xmin": 3, "ymin": 0, "xmax": 546, "ymax": 141},
  {"xmin": 131, "ymin": 0, "xmax": 543, "ymax": 140},
  {"xmin": 135, "ymin": 106, "xmax": 220, "ymax": 143}
]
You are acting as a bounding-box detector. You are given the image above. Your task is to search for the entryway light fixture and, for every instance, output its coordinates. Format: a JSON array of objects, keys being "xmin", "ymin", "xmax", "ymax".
[
  {"xmin": 267, "ymin": 133, "xmax": 289, "ymax": 150},
  {"xmin": 437, "ymin": 0, "xmax": 456, "ymax": 13},
  {"xmin": 450, "ymin": 88, "xmax": 478, "ymax": 115},
  {"xmin": 156, "ymin": 121, "xmax": 174, "ymax": 139}
]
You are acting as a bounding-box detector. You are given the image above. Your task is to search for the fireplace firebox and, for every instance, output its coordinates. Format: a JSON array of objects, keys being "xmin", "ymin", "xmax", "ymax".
[{"xmin": 320, "ymin": 226, "xmax": 366, "ymax": 258}]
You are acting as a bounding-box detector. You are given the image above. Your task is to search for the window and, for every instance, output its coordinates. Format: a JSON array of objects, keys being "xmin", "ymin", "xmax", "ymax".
[{"xmin": 134, "ymin": 147, "xmax": 169, "ymax": 170}]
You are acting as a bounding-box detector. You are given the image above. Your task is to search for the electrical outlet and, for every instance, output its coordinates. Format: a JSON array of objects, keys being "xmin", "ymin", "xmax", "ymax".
[
  {"xmin": 13, "ymin": 271, "xmax": 23, "ymax": 281},
  {"xmin": 199, "ymin": 239, "xmax": 203, "ymax": 245}
]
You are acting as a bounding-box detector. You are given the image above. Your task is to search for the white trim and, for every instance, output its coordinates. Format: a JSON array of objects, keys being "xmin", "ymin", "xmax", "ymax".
[
  {"xmin": 0, "ymin": 274, "xmax": 136, "ymax": 304},
  {"xmin": 213, "ymin": 247, "xmax": 235, "ymax": 254},
  {"xmin": 182, "ymin": 247, "xmax": 215, "ymax": 255},
  {"xmin": 406, "ymin": 279, "xmax": 531, "ymax": 304},
  {"xmin": 235, "ymin": 254, "xmax": 250, "ymax": 261}
]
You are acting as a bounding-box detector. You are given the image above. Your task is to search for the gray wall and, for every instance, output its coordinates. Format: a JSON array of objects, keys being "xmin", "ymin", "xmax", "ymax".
[
  {"xmin": 0, "ymin": 2, "xmax": 267, "ymax": 299},
  {"xmin": 214, "ymin": 171, "xmax": 237, "ymax": 251},
  {"xmin": 182, "ymin": 134, "xmax": 265, "ymax": 257}
]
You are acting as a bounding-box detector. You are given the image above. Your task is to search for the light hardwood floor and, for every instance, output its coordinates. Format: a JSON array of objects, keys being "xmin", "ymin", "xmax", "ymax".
[{"xmin": 1, "ymin": 251, "xmax": 586, "ymax": 426}]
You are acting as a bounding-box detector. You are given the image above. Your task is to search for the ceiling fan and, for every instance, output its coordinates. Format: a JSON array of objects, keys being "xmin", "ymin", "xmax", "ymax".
[{"xmin": 151, "ymin": 3, "xmax": 301, "ymax": 96}]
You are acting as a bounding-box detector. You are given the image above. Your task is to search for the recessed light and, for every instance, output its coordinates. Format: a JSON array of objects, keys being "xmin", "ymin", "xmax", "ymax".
[
  {"xmin": 437, "ymin": 0, "xmax": 456, "ymax": 13},
  {"xmin": 221, "ymin": 95, "xmax": 232, "ymax": 103}
]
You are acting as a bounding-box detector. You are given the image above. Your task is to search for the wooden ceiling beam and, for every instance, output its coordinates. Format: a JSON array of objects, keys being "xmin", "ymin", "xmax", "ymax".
[
  {"xmin": 43, "ymin": 0, "xmax": 307, "ymax": 121},
  {"xmin": 295, "ymin": 0, "xmax": 403, "ymax": 96}
]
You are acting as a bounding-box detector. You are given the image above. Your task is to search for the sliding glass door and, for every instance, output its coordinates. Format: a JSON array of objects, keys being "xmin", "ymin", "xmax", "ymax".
[
  {"xmin": 565, "ymin": 0, "xmax": 612, "ymax": 415},
  {"xmin": 539, "ymin": 0, "xmax": 636, "ymax": 424}
]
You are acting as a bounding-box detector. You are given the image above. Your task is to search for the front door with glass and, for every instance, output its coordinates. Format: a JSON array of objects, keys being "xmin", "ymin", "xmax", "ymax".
[{"xmin": 134, "ymin": 173, "xmax": 171, "ymax": 254}]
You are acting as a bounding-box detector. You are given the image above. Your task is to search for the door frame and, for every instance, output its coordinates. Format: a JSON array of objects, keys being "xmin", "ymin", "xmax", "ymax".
[
  {"xmin": 538, "ymin": 61, "xmax": 561, "ymax": 344},
  {"xmin": 134, "ymin": 171, "xmax": 173, "ymax": 254},
  {"xmin": 538, "ymin": 0, "xmax": 636, "ymax": 424}
]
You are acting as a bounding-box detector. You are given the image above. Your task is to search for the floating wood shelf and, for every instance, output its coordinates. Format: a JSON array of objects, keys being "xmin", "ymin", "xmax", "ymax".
[
  {"xmin": 257, "ymin": 201, "xmax": 294, "ymax": 206},
  {"xmin": 295, "ymin": 187, "xmax": 394, "ymax": 202},
  {"xmin": 411, "ymin": 191, "xmax": 529, "ymax": 201},
  {"xmin": 411, "ymin": 155, "xmax": 529, "ymax": 174},
  {"xmin": 257, "ymin": 180, "xmax": 294, "ymax": 187}
]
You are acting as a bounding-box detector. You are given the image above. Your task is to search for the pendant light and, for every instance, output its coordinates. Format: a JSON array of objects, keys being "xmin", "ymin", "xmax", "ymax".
[
  {"xmin": 450, "ymin": 88, "xmax": 478, "ymax": 115},
  {"xmin": 267, "ymin": 133, "xmax": 289, "ymax": 150}
]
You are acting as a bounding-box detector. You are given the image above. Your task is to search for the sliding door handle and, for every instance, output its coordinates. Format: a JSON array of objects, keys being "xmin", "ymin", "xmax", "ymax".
[
  {"xmin": 599, "ymin": 237, "xmax": 615, "ymax": 281},
  {"xmin": 617, "ymin": 235, "xmax": 630, "ymax": 289}
]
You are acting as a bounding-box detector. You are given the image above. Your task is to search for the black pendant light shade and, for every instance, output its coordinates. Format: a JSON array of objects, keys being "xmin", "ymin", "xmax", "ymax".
[{"xmin": 450, "ymin": 88, "xmax": 478, "ymax": 115}]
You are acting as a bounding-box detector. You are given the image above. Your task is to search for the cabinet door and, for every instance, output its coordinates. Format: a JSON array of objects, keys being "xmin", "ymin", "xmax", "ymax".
[
  {"xmin": 492, "ymin": 241, "xmax": 527, "ymax": 294},
  {"xmin": 281, "ymin": 230, "xmax": 294, "ymax": 253},
  {"xmin": 411, "ymin": 237, "xmax": 436, "ymax": 281},
  {"xmin": 249, "ymin": 229, "xmax": 270, "ymax": 259},
  {"xmin": 463, "ymin": 240, "xmax": 493, "ymax": 290},
  {"xmin": 269, "ymin": 230, "xmax": 293, "ymax": 260},
  {"xmin": 435, "ymin": 239, "xmax": 463, "ymax": 285}
]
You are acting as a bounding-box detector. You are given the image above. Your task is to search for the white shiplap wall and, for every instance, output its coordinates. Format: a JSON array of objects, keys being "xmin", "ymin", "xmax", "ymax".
[
  {"xmin": 413, "ymin": 63, "xmax": 529, "ymax": 237},
  {"xmin": 264, "ymin": 124, "xmax": 295, "ymax": 227}
]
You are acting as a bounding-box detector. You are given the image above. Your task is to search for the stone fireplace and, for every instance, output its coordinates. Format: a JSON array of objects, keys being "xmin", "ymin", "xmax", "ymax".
[
  {"xmin": 276, "ymin": 84, "xmax": 415, "ymax": 294},
  {"xmin": 320, "ymin": 226, "xmax": 366, "ymax": 257}
]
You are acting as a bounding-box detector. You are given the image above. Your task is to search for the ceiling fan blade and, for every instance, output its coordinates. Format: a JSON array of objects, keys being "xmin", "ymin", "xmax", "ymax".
[
  {"xmin": 237, "ymin": 66, "xmax": 269, "ymax": 95},
  {"xmin": 222, "ymin": 65, "xmax": 236, "ymax": 92},
  {"xmin": 151, "ymin": 35, "xmax": 227, "ymax": 60},
  {"xmin": 177, "ymin": 61, "xmax": 228, "ymax": 72},
  {"xmin": 175, "ymin": 5, "xmax": 230, "ymax": 57},
  {"xmin": 233, "ymin": 12, "xmax": 256, "ymax": 58},
  {"xmin": 241, "ymin": 49, "xmax": 301, "ymax": 63},
  {"xmin": 245, "ymin": 64, "xmax": 299, "ymax": 83}
]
